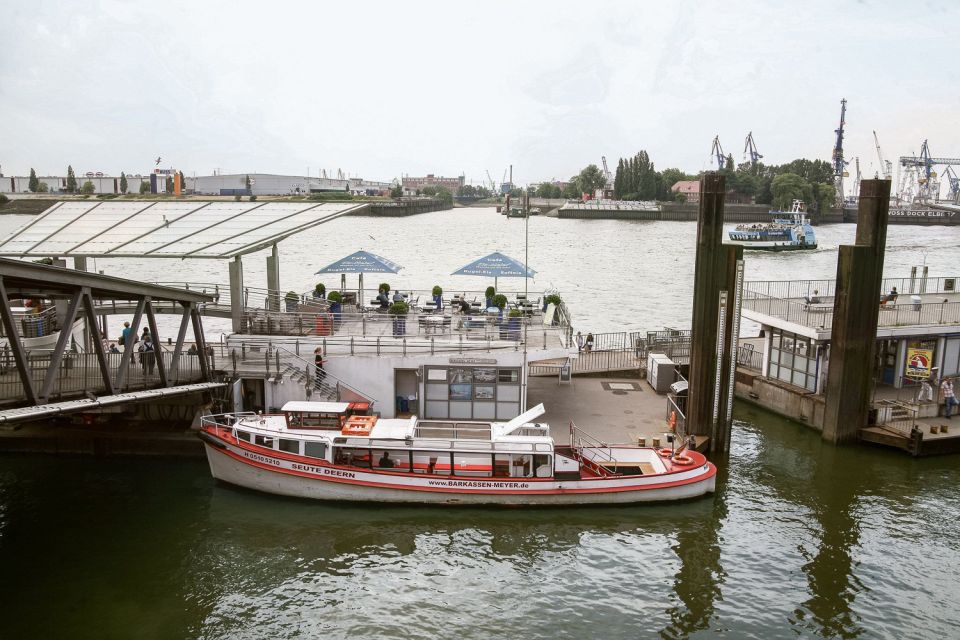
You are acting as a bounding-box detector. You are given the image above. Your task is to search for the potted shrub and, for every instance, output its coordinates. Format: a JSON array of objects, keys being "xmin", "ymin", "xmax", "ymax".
[
  {"xmin": 389, "ymin": 301, "xmax": 410, "ymax": 336},
  {"xmin": 485, "ymin": 285, "xmax": 496, "ymax": 309},
  {"xmin": 284, "ymin": 291, "xmax": 300, "ymax": 312},
  {"xmin": 327, "ymin": 291, "xmax": 343, "ymax": 326},
  {"xmin": 431, "ymin": 285, "xmax": 443, "ymax": 310},
  {"xmin": 504, "ymin": 308, "xmax": 522, "ymax": 340},
  {"xmin": 544, "ymin": 293, "xmax": 562, "ymax": 312},
  {"xmin": 379, "ymin": 282, "xmax": 391, "ymax": 295},
  {"xmin": 313, "ymin": 283, "xmax": 326, "ymax": 299}
]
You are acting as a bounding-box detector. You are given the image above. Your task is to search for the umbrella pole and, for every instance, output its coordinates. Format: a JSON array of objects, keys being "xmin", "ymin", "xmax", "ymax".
[{"xmin": 359, "ymin": 273, "xmax": 364, "ymax": 308}]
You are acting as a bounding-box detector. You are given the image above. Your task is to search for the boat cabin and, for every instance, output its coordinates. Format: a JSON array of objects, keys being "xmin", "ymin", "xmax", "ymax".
[{"xmin": 224, "ymin": 403, "xmax": 586, "ymax": 480}]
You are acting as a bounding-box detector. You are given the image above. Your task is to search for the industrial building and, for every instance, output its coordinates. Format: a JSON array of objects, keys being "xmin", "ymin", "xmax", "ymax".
[{"xmin": 401, "ymin": 174, "xmax": 464, "ymax": 193}]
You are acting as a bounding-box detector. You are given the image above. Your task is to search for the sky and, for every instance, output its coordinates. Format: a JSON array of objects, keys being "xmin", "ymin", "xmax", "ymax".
[{"xmin": 1, "ymin": 0, "xmax": 958, "ymax": 192}]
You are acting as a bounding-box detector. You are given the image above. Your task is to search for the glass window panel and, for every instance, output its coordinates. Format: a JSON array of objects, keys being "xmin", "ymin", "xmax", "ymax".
[
  {"xmin": 781, "ymin": 352, "xmax": 794, "ymax": 369},
  {"xmin": 304, "ymin": 441, "xmax": 327, "ymax": 459},
  {"xmin": 792, "ymin": 369, "xmax": 807, "ymax": 387},
  {"xmin": 278, "ymin": 439, "xmax": 300, "ymax": 454},
  {"xmin": 778, "ymin": 368, "xmax": 791, "ymax": 383},
  {"xmin": 498, "ymin": 369, "xmax": 520, "ymax": 383},
  {"xmin": 426, "ymin": 383, "xmax": 448, "ymax": 400},
  {"xmin": 497, "ymin": 385, "xmax": 520, "ymax": 402}
]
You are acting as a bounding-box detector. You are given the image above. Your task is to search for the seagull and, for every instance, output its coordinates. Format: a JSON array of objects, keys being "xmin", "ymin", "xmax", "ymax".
[{"xmin": 155, "ymin": 156, "xmax": 162, "ymax": 166}]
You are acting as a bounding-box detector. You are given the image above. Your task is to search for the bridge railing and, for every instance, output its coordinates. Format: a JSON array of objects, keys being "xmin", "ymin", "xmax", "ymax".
[{"xmin": 0, "ymin": 348, "xmax": 209, "ymax": 406}]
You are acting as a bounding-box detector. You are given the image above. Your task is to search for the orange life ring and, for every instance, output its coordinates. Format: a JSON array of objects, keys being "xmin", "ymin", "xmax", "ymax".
[
  {"xmin": 668, "ymin": 410, "xmax": 677, "ymax": 431},
  {"xmin": 672, "ymin": 455, "xmax": 694, "ymax": 465},
  {"xmin": 658, "ymin": 448, "xmax": 673, "ymax": 457}
]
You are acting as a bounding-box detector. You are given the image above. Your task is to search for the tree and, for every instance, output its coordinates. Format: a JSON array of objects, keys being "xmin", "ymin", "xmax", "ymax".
[
  {"xmin": 139, "ymin": 181, "xmax": 150, "ymax": 194},
  {"xmin": 562, "ymin": 176, "xmax": 582, "ymax": 199},
  {"xmin": 66, "ymin": 165, "xmax": 77, "ymax": 193},
  {"xmin": 432, "ymin": 186, "xmax": 453, "ymax": 206},
  {"xmin": 165, "ymin": 175, "xmax": 174, "ymax": 193},
  {"xmin": 120, "ymin": 172, "xmax": 128, "ymax": 194},
  {"xmin": 178, "ymin": 171, "xmax": 186, "ymax": 193},
  {"xmin": 28, "ymin": 168, "xmax": 39, "ymax": 193},
  {"xmin": 577, "ymin": 164, "xmax": 607, "ymax": 196},
  {"xmin": 80, "ymin": 180, "xmax": 95, "ymax": 195},
  {"xmin": 245, "ymin": 174, "xmax": 252, "ymax": 191},
  {"xmin": 771, "ymin": 173, "xmax": 810, "ymax": 210},
  {"xmin": 421, "ymin": 186, "xmax": 437, "ymax": 197},
  {"xmin": 390, "ymin": 183, "xmax": 403, "ymax": 198},
  {"xmin": 813, "ymin": 183, "xmax": 836, "ymax": 214}
]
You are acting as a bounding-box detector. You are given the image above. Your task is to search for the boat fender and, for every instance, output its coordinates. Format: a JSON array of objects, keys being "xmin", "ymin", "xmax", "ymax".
[
  {"xmin": 672, "ymin": 454, "xmax": 694, "ymax": 465},
  {"xmin": 198, "ymin": 430, "xmax": 227, "ymax": 450},
  {"xmin": 658, "ymin": 448, "xmax": 673, "ymax": 457},
  {"xmin": 668, "ymin": 411, "xmax": 677, "ymax": 431}
]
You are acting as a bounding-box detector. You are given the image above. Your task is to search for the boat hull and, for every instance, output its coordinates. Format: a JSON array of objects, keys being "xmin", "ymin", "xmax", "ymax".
[
  {"xmin": 202, "ymin": 437, "xmax": 717, "ymax": 506},
  {"xmin": 726, "ymin": 240, "xmax": 817, "ymax": 251}
]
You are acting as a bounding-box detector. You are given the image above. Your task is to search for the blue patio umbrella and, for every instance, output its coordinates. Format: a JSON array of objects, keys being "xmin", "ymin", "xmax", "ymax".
[
  {"xmin": 315, "ymin": 250, "xmax": 402, "ymax": 302},
  {"xmin": 451, "ymin": 251, "xmax": 536, "ymax": 292}
]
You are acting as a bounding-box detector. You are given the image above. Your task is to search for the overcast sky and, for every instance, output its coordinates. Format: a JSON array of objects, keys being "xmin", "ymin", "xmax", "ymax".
[{"xmin": 1, "ymin": 0, "xmax": 958, "ymax": 192}]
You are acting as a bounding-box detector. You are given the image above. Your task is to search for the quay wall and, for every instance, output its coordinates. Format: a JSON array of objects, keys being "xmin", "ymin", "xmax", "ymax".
[
  {"xmin": 734, "ymin": 369, "xmax": 826, "ymax": 430},
  {"xmin": 354, "ymin": 198, "xmax": 451, "ymax": 217}
]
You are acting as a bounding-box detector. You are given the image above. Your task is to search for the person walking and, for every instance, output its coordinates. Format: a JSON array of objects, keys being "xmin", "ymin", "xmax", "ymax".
[
  {"xmin": 314, "ymin": 347, "xmax": 327, "ymax": 389},
  {"xmin": 139, "ymin": 338, "xmax": 155, "ymax": 375},
  {"xmin": 942, "ymin": 377, "xmax": 957, "ymax": 419},
  {"xmin": 120, "ymin": 321, "xmax": 136, "ymax": 350}
]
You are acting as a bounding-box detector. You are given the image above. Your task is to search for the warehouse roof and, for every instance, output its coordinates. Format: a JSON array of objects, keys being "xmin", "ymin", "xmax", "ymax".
[{"xmin": 0, "ymin": 200, "xmax": 367, "ymax": 259}]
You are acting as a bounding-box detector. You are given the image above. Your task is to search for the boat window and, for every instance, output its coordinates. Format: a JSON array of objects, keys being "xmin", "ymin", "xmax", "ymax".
[
  {"xmin": 452, "ymin": 452, "xmax": 492, "ymax": 477},
  {"xmin": 534, "ymin": 454, "xmax": 551, "ymax": 478},
  {"xmin": 511, "ymin": 454, "xmax": 533, "ymax": 478},
  {"xmin": 302, "ymin": 412, "xmax": 342, "ymax": 428},
  {"xmin": 335, "ymin": 447, "xmax": 371, "ymax": 468},
  {"xmin": 373, "ymin": 449, "xmax": 405, "ymax": 471},
  {"xmin": 278, "ymin": 439, "xmax": 300, "ymax": 455},
  {"xmin": 254, "ymin": 435, "xmax": 274, "ymax": 448},
  {"xmin": 304, "ymin": 441, "xmax": 327, "ymax": 460},
  {"xmin": 236, "ymin": 430, "xmax": 251, "ymax": 442},
  {"xmin": 493, "ymin": 453, "xmax": 511, "ymax": 477},
  {"xmin": 411, "ymin": 451, "xmax": 449, "ymax": 474}
]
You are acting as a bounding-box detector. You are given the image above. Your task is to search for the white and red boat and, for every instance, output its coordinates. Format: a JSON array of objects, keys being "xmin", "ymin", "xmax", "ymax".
[{"xmin": 198, "ymin": 401, "xmax": 717, "ymax": 506}]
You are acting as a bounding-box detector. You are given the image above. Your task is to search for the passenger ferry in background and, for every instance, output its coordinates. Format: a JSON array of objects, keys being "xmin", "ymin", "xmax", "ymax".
[
  {"xmin": 728, "ymin": 199, "xmax": 817, "ymax": 251},
  {"xmin": 199, "ymin": 402, "xmax": 717, "ymax": 506}
]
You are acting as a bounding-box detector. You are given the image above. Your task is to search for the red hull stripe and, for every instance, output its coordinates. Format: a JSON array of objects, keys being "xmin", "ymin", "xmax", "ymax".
[{"xmin": 207, "ymin": 443, "xmax": 717, "ymax": 496}]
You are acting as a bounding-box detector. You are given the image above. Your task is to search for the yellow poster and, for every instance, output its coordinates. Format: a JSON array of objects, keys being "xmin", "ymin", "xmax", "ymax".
[{"xmin": 905, "ymin": 348, "xmax": 933, "ymax": 379}]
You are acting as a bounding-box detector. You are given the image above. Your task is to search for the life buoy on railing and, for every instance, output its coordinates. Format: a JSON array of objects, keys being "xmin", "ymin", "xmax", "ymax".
[
  {"xmin": 658, "ymin": 448, "xmax": 673, "ymax": 457},
  {"xmin": 668, "ymin": 410, "xmax": 677, "ymax": 432},
  {"xmin": 672, "ymin": 454, "xmax": 694, "ymax": 465}
]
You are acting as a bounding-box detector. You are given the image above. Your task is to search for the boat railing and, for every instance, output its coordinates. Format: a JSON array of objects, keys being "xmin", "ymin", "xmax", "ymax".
[
  {"xmin": 200, "ymin": 412, "xmax": 256, "ymax": 434},
  {"xmin": 569, "ymin": 421, "xmax": 618, "ymax": 476}
]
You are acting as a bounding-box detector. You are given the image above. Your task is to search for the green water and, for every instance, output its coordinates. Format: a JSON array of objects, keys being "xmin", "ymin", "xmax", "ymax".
[{"xmin": 1, "ymin": 407, "xmax": 957, "ymax": 639}]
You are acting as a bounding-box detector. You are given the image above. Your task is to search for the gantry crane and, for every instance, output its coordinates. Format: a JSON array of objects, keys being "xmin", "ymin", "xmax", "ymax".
[
  {"xmin": 743, "ymin": 132, "xmax": 762, "ymax": 166},
  {"xmin": 898, "ymin": 139, "xmax": 960, "ymax": 202},
  {"xmin": 943, "ymin": 165, "xmax": 960, "ymax": 202},
  {"xmin": 485, "ymin": 170, "xmax": 496, "ymax": 193},
  {"xmin": 852, "ymin": 157, "xmax": 861, "ymax": 198},
  {"xmin": 872, "ymin": 130, "xmax": 892, "ymax": 179},
  {"xmin": 710, "ymin": 136, "xmax": 726, "ymax": 169},
  {"xmin": 831, "ymin": 98, "xmax": 849, "ymax": 206}
]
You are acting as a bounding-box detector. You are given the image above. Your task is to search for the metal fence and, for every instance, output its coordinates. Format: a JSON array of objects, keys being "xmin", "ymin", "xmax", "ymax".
[
  {"xmin": 745, "ymin": 275, "xmax": 960, "ymax": 300},
  {"xmin": 0, "ymin": 349, "xmax": 209, "ymax": 405}
]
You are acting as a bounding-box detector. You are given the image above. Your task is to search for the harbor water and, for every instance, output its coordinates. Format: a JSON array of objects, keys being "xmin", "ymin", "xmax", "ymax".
[{"xmin": 0, "ymin": 208, "xmax": 959, "ymax": 638}]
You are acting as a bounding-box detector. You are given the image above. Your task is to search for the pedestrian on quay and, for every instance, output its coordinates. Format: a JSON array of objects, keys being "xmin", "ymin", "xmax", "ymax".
[
  {"xmin": 575, "ymin": 331, "xmax": 584, "ymax": 353},
  {"xmin": 314, "ymin": 346, "xmax": 327, "ymax": 388},
  {"xmin": 942, "ymin": 377, "xmax": 957, "ymax": 419},
  {"xmin": 585, "ymin": 332, "xmax": 594, "ymax": 353}
]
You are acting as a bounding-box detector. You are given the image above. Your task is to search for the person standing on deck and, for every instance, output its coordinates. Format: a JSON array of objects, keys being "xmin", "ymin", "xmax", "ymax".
[
  {"xmin": 942, "ymin": 378, "xmax": 957, "ymax": 419},
  {"xmin": 575, "ymin": 331, "xmax": 584, "ymax": 353},
  {"xmin": 585, "ymin": 332, "xmax": 594, "ymax": 353},
  {"xmin": 121, "ymin": 321, "xmax": 135, "ymax": 350}
]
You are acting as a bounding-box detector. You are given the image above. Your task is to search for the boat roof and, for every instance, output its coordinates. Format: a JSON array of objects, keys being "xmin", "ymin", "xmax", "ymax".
[
  {"xmin": 496, "ymin": 403, "xmax": 546, "ymax": 436},
  {"xmin": 281, "ymin": 401, "xmax": 350, "ymax": 413},
  {"xmin": 367, "ymin": 417, "xmax": 417, "ymax": 439}
]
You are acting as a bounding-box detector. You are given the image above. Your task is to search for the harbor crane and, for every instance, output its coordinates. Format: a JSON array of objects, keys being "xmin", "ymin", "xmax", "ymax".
[
  {"xmin": 898, "ymin": 139, "xmax": 960, "ymax": 202},
  {"xmin": 743, "ymin": 132, "xmax": 763, "ymax": 166},
  {"xmin": 601, "ymin": 156, "xmax": 613, "ymax": 190},
  {"xmin": 831, "ymin": 98, "xmax": 849, "ymax": 206},
  {"xmin": 943, "ymin": 165, "xmax": 960, "ymax": 202},
  {"xmin": 710, "ymin": 136, "xmax": 726, "ymax": 169},
  {"xmin": 485, "ymin": 170, "xmax": 497, "ymax": 193},
  {"xmin": 872, "ymin": 130, "xmax": 892, "ymax": 179}
]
